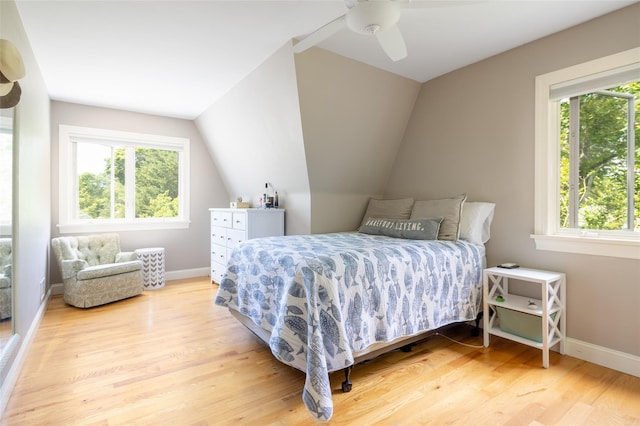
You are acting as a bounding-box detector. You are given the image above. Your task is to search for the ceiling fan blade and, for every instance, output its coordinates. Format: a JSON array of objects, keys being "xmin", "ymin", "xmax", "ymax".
[
  {"xmin": 400, "ymin": 0, "xmax": 485, "ymax": 9},
  {"xmin": 292, "ymin": 14, "xmax": 347, "ymax": 53},
  {"xmin": 375, "ymin": 24, "xmax": 407, "ymax": 61}
]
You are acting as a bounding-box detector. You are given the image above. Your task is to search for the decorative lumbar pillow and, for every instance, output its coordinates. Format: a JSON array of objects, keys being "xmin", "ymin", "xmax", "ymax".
[
  {"xmin": 410, "ymin": 194, "xmax": 467, "ymax": 241},
  {"xmin": 459, "ymin": 202, "xmax": 496, "ymax": 245},
  {"xmin": 359, "ymin": 197, "xmax": 414, "ymax": 229},
  {"xmin": 359, "ymin": 217, "xmax": 443, "ymax": 240}
]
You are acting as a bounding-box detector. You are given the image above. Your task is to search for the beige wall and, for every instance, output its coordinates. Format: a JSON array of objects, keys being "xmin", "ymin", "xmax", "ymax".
[
  {"xmin": 196, "ymin": 43, "xmax": 311, "ymax": 236},
  {"xmin": 49, "ymin": 101, "xmax": 228, "ymax": 284},
  {"xmin": 295, "ymin": 48, "xmax": 420, "ymax": 233},
  {"xmin": 385, "ymin": 4, "xmax": 640, "ymax": 356}
]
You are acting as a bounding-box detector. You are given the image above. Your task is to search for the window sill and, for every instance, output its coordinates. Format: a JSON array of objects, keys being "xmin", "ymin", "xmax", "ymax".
[
  {"xmin": 531, "ymin": 234, "xmax": 640, "ymax": 260},
  {"xmin": 58, "ymin": 220, "xmax": 190, "ymax": 234}
]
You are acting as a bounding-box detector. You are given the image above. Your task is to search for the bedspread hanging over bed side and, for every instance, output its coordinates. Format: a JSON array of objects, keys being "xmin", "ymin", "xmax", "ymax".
[{"xmin": 214, "ymin": 232, "xmax": 485, "ymax": 421}]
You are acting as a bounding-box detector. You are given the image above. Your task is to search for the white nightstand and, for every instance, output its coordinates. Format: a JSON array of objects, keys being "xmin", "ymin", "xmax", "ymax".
[{"xmin": 483, "ymin": 266, "xmax": 566, "ymax": 368}]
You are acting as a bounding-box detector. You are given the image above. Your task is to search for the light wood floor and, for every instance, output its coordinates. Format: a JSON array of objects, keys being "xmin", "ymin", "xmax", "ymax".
[{"xmin": 2, "ymin": 277, "xmax": 639, "ymax": 425}]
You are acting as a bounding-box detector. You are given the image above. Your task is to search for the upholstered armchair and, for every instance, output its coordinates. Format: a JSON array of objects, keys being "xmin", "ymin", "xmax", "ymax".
[
  {"xmin": 51, "ymin": 233, "xmax": 143, "ymax": 308},
  {"xmin": 0, "ymin": 238, "xmax": 12, "ymax": 319}
]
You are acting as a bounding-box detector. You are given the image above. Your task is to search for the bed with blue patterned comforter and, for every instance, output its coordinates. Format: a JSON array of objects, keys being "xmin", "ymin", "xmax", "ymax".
[{"xmin": 214, "ymin": 232, "xmax": 485, "ymax": 421}]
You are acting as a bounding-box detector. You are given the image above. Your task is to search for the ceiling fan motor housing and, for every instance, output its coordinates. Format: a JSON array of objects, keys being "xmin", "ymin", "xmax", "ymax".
[{"xmin": 346, "ymin": 1, "xmax": 401, "ymax": 35}]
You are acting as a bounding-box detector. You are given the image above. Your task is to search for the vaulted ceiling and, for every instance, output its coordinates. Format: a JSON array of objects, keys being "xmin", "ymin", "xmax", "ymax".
[{"xmin": 15, "ymin": 0, "xmax": 636, "ymax": 119}]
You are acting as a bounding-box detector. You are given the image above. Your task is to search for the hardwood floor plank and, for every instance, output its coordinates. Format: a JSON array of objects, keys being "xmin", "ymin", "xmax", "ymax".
[{"xmin": 2, "ymin": 277, "xmax": 638, "ymax": 425}]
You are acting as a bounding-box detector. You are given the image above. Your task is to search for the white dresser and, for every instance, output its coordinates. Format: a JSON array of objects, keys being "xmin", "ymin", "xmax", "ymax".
[{"xmin": 209, "ymin": 208, "xmax": 285, "ymax": 284}]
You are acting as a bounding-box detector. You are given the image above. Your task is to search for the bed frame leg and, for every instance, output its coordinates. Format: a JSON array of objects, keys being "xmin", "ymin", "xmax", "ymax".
[
  {"xmin": 341, "ymin": 366, "xmax": 353, "ymax": 392},
  {"xmin": 472, "ymin": 312, "xmax": 483, "ymax": 337},
  {"xmin": 400, "ymin": 344, "xmax": 413, "ymax": 352}
]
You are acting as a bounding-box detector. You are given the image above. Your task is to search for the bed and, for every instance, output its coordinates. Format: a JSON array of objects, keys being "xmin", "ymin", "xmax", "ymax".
[{"xmin": 214, "ymin": 196, "xmax": 495, "ymax": 421}]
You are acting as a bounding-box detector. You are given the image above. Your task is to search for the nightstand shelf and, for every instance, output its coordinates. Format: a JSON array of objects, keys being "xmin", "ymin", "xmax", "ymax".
[{"xmin": 483, "ymin": 267, "xmax": 566, "ymax": 368}]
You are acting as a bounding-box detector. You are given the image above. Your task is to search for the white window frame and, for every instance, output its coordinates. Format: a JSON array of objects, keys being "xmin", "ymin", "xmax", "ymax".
[
  {"xmin": 532, "ymin": 48, "xmax": 640, "ymax": 260},
  {"xmin": 58, "ymin": 125, "xmax": 190, "ymax": 233}
]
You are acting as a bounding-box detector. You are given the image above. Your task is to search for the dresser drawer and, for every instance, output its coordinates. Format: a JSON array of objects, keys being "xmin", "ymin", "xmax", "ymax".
[
  {"xmin": 211, "ymin": 226, "xmax": 228, "ymax": 246},
  {"xmin": 226, "ymin": 228, "xmax": 246, "ymax": 248},
  {"xmin": 211, "ymin": 211, "xmax": 233, "ymax": 228},
  {"xmin": 232, "ymin": 212, "xmax": 247, "ymax": 230},
  {"xmin": 211, "ymin": 244, "xmax": 227, "ymax": 265},
  {"xmin": 210, "ymin": 263, "xmax": 225, "ymax": 284}
]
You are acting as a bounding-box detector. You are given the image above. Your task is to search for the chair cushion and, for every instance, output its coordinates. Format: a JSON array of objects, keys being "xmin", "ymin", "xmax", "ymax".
[
  {"xmin": 76, "ymin": 260, "xmax": 141, "ymax": 281},
  {"xmin": 75, "ymin": 234, "xmax": 121, "ymax": 266}
]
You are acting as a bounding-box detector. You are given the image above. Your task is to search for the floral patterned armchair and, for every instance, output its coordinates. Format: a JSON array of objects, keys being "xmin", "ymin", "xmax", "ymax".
[
  {"xmin": 0, "ymin": 238, "xmax": 12, "ymax": 319},
  {"xmin": 51, "ymin": 233, "xmax": 143, "ymax": 308}
]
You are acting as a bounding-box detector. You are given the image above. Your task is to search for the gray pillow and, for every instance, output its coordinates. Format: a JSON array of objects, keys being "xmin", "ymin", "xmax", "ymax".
[
  {"xmin": 410, "ymin": 194, "xmax": 467, "ymax": 241},
  {"xmin": 359, "ymin": 217, "xmax": 443, "ymax": 240},
  {"xmin": 359, "ymin": 197, "xmax": 414, "ymax": 229}
]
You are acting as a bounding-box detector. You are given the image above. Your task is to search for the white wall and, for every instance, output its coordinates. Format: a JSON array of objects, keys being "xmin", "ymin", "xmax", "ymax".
[
  {"xmin": 196, "ymin": 43, "xmax": 311, "ymax": 236},
  {"xmin": 49, "ymin": 101, "xmax": 228, "ymax": 283},
  {"xmin": 385, "ymin": 4, "xmax": 640, "ymax": 357},
  {"xmin": 0, "ymin": 0, "xmax": 51, "ymax": 412}
]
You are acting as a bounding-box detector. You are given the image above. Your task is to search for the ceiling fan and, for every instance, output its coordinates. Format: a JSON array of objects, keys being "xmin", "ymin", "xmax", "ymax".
[
  {"xmin": 293, "ymin": 0, "xmax": 409, "ymax": 61},
  {"xmin": 292, "ymin": 0, "xmax": 476, "ymax": 62}
]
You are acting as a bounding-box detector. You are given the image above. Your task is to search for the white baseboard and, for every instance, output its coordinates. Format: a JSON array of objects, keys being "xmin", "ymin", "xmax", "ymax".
[
  {"xmin": 566, "ymin": 338, "xmax": 640, "ymax": 378},
  {"xmin": 50, "ymin": 267, "xmax": 211, "ymax": 295},
  {"xmin": 165, "ymin": 267, "xmax": 209, "ymax": 281}
]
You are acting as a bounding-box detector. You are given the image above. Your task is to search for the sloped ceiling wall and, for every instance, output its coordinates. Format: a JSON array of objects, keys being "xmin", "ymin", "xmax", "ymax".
[
  {"xmin": 196, "ymin": 41, "xmax": 420, "ymax": 235},
  {"xmin": 295, "ymin": 48, "xmax": 420, "ymax": 233},
  {"xmin": 195, "ymin": 43, "xmax": 311, "ymax": 235}
]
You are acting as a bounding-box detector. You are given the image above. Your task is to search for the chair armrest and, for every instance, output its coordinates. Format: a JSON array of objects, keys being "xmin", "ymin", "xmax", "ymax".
[
  {"xmin": 77, "ymin": 260, "xmax": 141, "ymax": 281},
  {"xmin": 116, "ymin": 251, "xmax": 139, "ymax": 263},
  {"xmin": 60, "ymin": 259, "xmax": 88, "ymax": 280}
]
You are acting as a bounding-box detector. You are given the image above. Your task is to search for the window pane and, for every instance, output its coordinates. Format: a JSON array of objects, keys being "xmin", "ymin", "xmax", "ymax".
[
  {"xmin": 77, "ymin": 143, "xmax": 125, "ymax": 219},
  {"xmin": 134, "ymin": 148, "xmax": 179, "ymax": 218},
  {"xmin": 559, "ymin": 100, "xmax": 570, "ymax": 228},
  {"xmin": 579, "ymin": 92, "xmax": 629, "ymax": 230},
  {"xmin": 559, "ymin": 83, "xmax": 639, "ymax": 231}
]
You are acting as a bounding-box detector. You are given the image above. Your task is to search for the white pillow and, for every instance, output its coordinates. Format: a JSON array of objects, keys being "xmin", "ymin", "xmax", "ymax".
[{"xmin": 459, "ymin": 202, "xmax": 495, "ymax": 245}]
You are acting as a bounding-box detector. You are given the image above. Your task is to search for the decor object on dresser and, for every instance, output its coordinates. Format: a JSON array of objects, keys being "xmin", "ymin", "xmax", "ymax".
[
  {"xmin": 483, "ymin": 266, "xmax": 566, "ymax": 368},
  {"xmin": 214, "ymin": 195, "xmax": 495, "ymax": 421},
  {"xmin": 209, "ymin": 208, "xmax": 285, "ymax": 284},
  {"xmin": 51, "ymin": 233, "xmax": 143, "ymax": 308},
  {"xmin": 0, "ymin": 238, "xmax": 12, "ymax": 319},
  {"xmin": 135, "ymin": 247, "xmax": 165, "ymax": 290}
]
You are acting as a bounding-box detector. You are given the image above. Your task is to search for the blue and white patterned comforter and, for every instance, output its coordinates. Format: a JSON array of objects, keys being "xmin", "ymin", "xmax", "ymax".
[{"xmin": 214, "ymin": 232, "xmax": 485, "ymax": 421}]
